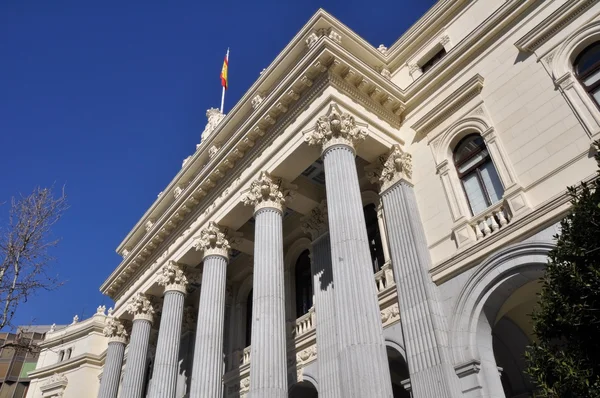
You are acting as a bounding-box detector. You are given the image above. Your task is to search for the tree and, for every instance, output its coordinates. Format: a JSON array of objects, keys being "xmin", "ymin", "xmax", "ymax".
[
  {"xmin": 0, "ymin": 186, "xmax": 67, "ymax": 331},
  {"xmin": 526, "ymin": 142, "xmax": 600, "ymax": 398}
]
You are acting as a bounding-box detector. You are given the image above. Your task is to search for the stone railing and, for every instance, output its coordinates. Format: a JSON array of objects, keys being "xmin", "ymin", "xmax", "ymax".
[
  {"xmin": 293, "ymin": 306, "xmax": 315, "ymax": 339},
  {"xmin": 375, "ymin": 262, "xmax": 395, "ymax": 293},
  {"xmin": 471, "ymin": 201, "xmax": 511, "ymax": 240}
]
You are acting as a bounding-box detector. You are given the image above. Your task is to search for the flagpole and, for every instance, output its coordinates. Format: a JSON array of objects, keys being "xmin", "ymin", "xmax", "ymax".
[{"xmin": 220, "ymin": 48, "xmax": 229, "ymax": 113}]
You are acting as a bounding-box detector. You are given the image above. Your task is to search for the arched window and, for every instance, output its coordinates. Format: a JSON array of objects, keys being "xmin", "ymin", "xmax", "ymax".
[
  {"xmin": 574, "ymin": 41, "xmax": 600, "ymax": 107},
  {"xmin": 364, "ymin": 204, "xmax": 385, "ymax": 273},
  {"xmin": 454, "ymin": 134, "xmax": 504, "ymax": 215},
  {"xmin": 245, "ymin": 290, "xmax": 252, "ymax": 347},
  {"xmin": 295, "ymin": 250, "xmax": 313, "ymax": 318}
]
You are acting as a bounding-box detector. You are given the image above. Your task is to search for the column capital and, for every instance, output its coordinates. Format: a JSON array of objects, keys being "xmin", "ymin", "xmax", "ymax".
[
  {"xmin": 126, "ymin": 292, "xmax": 155, "ymax": 323},
  {"xmin": 194, "ymin": 221, "xmax": 231, "ymax": 260},
  {"xmin": 368, "ymin": 144, "xmax": 413, "ymax": 193},
  {"xmin": 304, "ymin": 103, "xmax": 368, "ymax": 154},
  {"xmin": 157, "ymin": 261, "xmax": 188, "ymax": 294},
  {"xmin": 301, "ymin": 201, "xmax": 328, "ymax": 241},
  {"xmin": 241, "ymin": 171, "xmax": 290, "ymax": 213},
  {"xmin": 103, "ymin": 317, "xmax": 129, "ymax": 344}
]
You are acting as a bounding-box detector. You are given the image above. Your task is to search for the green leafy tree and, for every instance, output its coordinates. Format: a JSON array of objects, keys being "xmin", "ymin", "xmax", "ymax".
[{"xmin": 526, "ymin": 142, "xmax": 600, "ymax": 397}]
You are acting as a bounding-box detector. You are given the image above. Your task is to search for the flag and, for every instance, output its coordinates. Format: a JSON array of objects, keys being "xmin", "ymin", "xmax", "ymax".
[{"xmin": 220, "ymin": 51, "xmax": 229, "ymax": 90}]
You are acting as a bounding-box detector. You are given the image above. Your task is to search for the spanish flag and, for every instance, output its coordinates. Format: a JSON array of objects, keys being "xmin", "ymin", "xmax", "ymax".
[{"xmin": 220, "ymin": 49, "xmax": 229, "ymax": 90}]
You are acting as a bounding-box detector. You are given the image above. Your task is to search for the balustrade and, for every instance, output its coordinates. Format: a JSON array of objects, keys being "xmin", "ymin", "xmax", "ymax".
[{"xmin": 471, "ymin": 202, "xmax": 511, "ymax": 240}]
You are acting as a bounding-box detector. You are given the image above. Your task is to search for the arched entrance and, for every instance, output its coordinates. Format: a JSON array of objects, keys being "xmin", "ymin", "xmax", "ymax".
[
  {"xmin": 451, "ymin": 242, "xmax": 553, "ymax": 398},
  {"xmin": 289, "ymin": 381, "xmax": 318, "ymax": 398},
  {"xmin": 387, "ymin": 346, "xmax": 410, "ymax": 398}
]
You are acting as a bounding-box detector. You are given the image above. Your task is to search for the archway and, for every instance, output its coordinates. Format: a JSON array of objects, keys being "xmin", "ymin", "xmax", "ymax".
[
  {"xmin": 451, "ymin": 241, "xmax": 553, "ymax": 397},
  {"xmin": 387, "ymin": 346, "xmax": 410, "ymax": 398},
  {"xmin": 289, "ymin": 381, "xmax": 318, "ymax": 398}
]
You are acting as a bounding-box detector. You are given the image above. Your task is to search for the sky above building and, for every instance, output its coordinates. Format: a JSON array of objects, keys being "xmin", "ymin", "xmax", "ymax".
[{"xmin": 0, "ymin": 0, "xmax": 436, "ymax": 329}]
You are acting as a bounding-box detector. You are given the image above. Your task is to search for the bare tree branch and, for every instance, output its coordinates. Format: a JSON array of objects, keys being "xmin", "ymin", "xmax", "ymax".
[{"xmin": 0, "ymin": 186, "xmax": 68, "ymax": 330}]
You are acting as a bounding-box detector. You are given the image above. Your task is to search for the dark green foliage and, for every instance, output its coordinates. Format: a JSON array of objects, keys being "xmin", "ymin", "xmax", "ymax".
[{"xmin": 526, "ymin": 141, "xmax": 600, "ymax": 397}]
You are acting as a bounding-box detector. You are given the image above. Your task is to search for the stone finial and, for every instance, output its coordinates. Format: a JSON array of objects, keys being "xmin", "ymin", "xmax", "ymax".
[
  {"xmin": 201, "ymin": 108, "xmax": 226, "ymax": 142},
  {"xmin": 157, "ymin": 261, "xmax": 188, "ymax": 294},
  {"xmin": 71, "ymin": 315, "xmax": 79, "ymax": 325},
  {"xmin": 107, "ymin": 307, "xmax": 114, "ymax": 317},
  {"xmin": 301, "ymin": 202, "xmax": 329, "ymax": 240},
  {"xmin": 377, "ymin": 44, "xmax": 388, "ymax": 55},
  {"xmin": 304, "ymin": 103, "xmax": 368, "ymax": 153},
  {"xmin": 96, "ymin": 305, "xmax": 106, "ymax": 315},
  {"xmin": 49, "ymin": 323, "xmax": 56, "ymax": 333},
  {"xmin": 125, "ymin": 293, "xmax": 155, "ymax": 322},
  {"xmin": 379, "ymin": 145, "xmax": 413, "ymax": 191},
  {"xmin": 194, "ymin": 221, "xmax": 230, "ymax": 260},
  {"xmin": 241, "ymin": 171, "xmax": 289, "ymax": 213},
  {"xmin": 103, "ymin": 317, "xmax": 128, "ymax": 344}
]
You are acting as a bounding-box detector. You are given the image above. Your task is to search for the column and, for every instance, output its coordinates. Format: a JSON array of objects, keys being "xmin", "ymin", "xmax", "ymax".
[
  {"xmin": 377, "ymin": 145, "xmax": 462, "ymax": 398},
  {"xmin": 304, "ymin": 103, "xmax": 393, "ymax": 398},
  {"xmin": 121, "ymin": 293, "xmax": 154, "ymax": 398},
  {"xmin": 149, "ymin": 261, "xmax": 188, "ymax": 398},
  {"xmin": 301, "ymin": 202, "xmax": 342, "ymax": 398},
  {"xmin": 241, "ymin": 171, "xmax": 289, "ymax": 398},
  {"xmin": 98, "ymin": 317, "xmax": 128, "ymax": 398},
  {"xmin": 189, "ymin": 222, "xmax": 231, "ymax": 398}
]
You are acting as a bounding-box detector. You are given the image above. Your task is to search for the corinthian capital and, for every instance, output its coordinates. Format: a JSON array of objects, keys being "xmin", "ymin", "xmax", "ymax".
[
  {"xmin": 194, "ymin": 221, "xmax": 230, "ymax": 260},
  {"xmin": 126, "ymin": 293, "xmax": 155, "ymax": 322},
  {"xmin": 241, "ymin": 171, "xmax": 290, "ymax": 213},
  {"xmin": 379, "ymin": 145, "xmax": 413, "ymax": 192},
  {"xmin": 301, "ymin": 201, "xmax": 328, "ymax": 240},
  {"xmin": 157, "ymin": 261, "xmax": 188, "ymax": 294},
  {"xmin": 304, "ymin": 103, "xmax": 368, "ymax": 153},
  {"xmin": 103, "ymin": 317, "xmax": 128, "ymax": 344}
]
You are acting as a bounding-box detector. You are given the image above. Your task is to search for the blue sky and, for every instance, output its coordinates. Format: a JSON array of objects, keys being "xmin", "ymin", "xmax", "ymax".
[{"xmin": 0, "ymin": 0, "xmax": 436, "ymax": 329}]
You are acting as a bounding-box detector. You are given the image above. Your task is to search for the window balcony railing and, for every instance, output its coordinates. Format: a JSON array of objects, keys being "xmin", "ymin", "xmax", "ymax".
[
  {"xmin": 293, "ymin": 306, "xmax": 315, "ymax": 339},
  {"xmin": 471, "ymin": 200, "xmax": 511, "ymax": 240}
]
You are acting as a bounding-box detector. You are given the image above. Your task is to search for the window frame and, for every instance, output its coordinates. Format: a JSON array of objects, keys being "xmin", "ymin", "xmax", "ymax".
[
  {"xmin": 574, "ymin": 42, "xmax": 600, "ymax": 110},
  {"xmin": 454, "ymin": 134, "xmax": 501, "ymax": 216}
]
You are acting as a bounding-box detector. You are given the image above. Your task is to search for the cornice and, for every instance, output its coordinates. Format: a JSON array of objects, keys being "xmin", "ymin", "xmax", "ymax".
[
  {"xmin": 40, "ymin": 316, "xmax": 106, "ymax": 348},
  {"xmin": 515, "ymin": 0, "xmax": 597, "ymax": 52},
  {"xmin": 411, "ymin": 74, "xmax": 484, "ymax": 135},
  {"xmin": 28, "ymin": 352, "xmax": 105, "ymax": 379}
]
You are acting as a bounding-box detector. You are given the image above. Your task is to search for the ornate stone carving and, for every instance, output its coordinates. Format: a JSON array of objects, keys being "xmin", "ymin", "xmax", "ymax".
[
  {"xmin": 408, "ymin": 63, "xmax": 420, "ymax": 74},
  {"xmin": 381, "ymin": 303, "xmax": 400, "ymax": 325},
  {"xmin": 439, "ymin": 34, "xmax": 451, "ymax": 46},
  {"xmin": 208, "ymin": 144, "xmax": 220, "ymax": 158},
  {"xmin": 328, "ymin": 29, "xmax": 342, "ymax": 44},
  {"xmin": 377, "ymin": 44, "xmax": 388, "ymax": 55},
  {"xmin": 378, "ymin": 145, "xmax": 413, "ymax": 191},
  {"xmin": 107, "ymin": 307, "xmax": 114, "ymax": 317},
  {"xmin": 157, "ymin": 261, "xmax": 188, "ymax": 294},
  {"xmin": 251, "ymin": 93, "xmax": 264, "ymax": 109},
  {"xmin": 103, "ymin": 317, "xmax": 128, "ymax": 343},
  {"xmin": 240, "ymin": 377, "xmax": 250, "ymax": 395},
  {"xmin": 295, "ymin": 346, "xmax": 317, "ymax": 365},
  {"xmin": 126, "ymin": 293, "xmax": 155, "ymax": 322},
  {"xmin": 241, "ymin": 171, "xmax": 289, "ymax": 213},
  {"xmin": 122, "ymin": 247, "xmax": 131, "ymax": 258},
  {"xmin": 304, "ymin": 103, "xmax": 367, "ymax": 153},
  {"xmin": 380, "ymin": 67, "xmax": 391, "ymax": 79},
  {"xmin": 96, "ymin": 305, "xmax": 106, "ymax": 315},
  {"xmin": 145, "ymin": 219, "xmax": 155, "ymax": 232},
  {"xmin": 301, "ymin": 201, "xmax": 328, "ymax": 240},
  {"xmin": 201, "ymin": 108, "xmax": 226, "ymax": 141},
  {"xmin": 305, "ymin": 32, "xmax": 320, "ymax": 48},
  {"xmin": 43, "ymin": 373, "xmax": 68, "ymax": 387},
  {"xmin": 194, "ymin": 221, "xmax": 230, "ymax": 260}
]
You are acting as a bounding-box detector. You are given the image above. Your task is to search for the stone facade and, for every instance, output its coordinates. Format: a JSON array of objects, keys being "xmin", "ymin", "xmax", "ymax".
[{"xmin": 25, "ymin": 1, "xmax": 600, "ymax": 397}]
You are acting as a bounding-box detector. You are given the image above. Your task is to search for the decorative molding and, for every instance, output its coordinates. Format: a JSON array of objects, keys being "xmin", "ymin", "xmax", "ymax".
[
  {"xmin": 301, "ymin": 201, "xmax": 328, "ymax": 240},
  {"xmin": 515, "ymin": 0, "xmax": 597, "ymax": 52},
  {"xmin": 251, "ymin": 93, "xmax": 264, "ymax": 109},
  {"xmin": 377, "ymin": 44, "xmax": 388, "ymax": 56},
  {"xmin": 125, "ymin": 293, "xmax": 155, "ymax": 322},
  {"xmin": 411, "ymin": 74, "xmax": 484, "ymax": 135},
  {"xmin": 42, "ymin": 373, "xmax": 68, "ymax": 387},
  {"xmin": 241, "ymin": 171, "xmax": 290, "ymax": 213},
  {"xmin": 380, "ymin": 302, "xmax": 400, "ymax": 326},
  {"xmin": 304, "ymin": 102, "xmax": 368, "ymax": 153},
  {"xmin": 103, "ymin": 317, "xmax": 128, "ymax": 344},
  {"xmin": 194, "ymin": 221, "xmax": 231, "ymax": 260},
  {"xmin": 157, "ymin": 261, "xmax": 188, "ymax": 294},
  {"xmin": 439, "ymin": 34, "xmax": 451, "ymax": 46},
  {"xmin": 40, "ymin": 372, "xmax": 68, "ymax": 397},
  {"xmin": 144, "ymin": 219, "xmax": 155, "ymax": 232},
  {"xmin": 378, "ymin": 145, "xmax": 413, "ymax": 192},
  {"xmin": 201, "ymin": 108, "xmax": 226, "ymax": 141}
]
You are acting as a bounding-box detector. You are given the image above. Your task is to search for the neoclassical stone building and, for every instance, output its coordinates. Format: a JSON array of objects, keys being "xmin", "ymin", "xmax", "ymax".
[{"xmin": 25, "ymin": 1, "xmax": 600, "ymax": 397}]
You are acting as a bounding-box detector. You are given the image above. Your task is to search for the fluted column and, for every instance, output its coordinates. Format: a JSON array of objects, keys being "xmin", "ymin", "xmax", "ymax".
[
  {"xmin": 241, "ymin": 171, "xmax": 290, "ymax": 398},
  {"xmin": 149, "ymin": 261, "xmax": 188, "ymax": 398},
  {"xmin": 98, "ymin": 317, "xmax": 128, "ymax": 398},
  {"xmin": 121, "ymin": 293, "xmax": 155, "ymax": 398},
  {"xmin": 189, "ymin": 222, "xmax": 231, "ymax": 398},
  {"xmin": 376, "ymin": 145, "xmax": 462, "ymax": 398},
  {"xmin": 304, "ymin": 103, "xmax": 393, "ymax": 398},
  {"xmin": 301, "ymin": 202, "xmax": 342, "ymax": 398}
]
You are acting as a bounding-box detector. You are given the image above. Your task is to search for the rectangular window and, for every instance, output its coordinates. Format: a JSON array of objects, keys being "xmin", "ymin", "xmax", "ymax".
[{"xmin": 421, "ymin": 48, "xmax": 447, "ymax": 73}]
